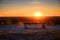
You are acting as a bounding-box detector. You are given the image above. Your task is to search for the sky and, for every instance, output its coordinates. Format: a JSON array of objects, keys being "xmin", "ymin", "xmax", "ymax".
[{"xmin": 0, "ymin": 0, "xmax": 59, "ymax": 17}]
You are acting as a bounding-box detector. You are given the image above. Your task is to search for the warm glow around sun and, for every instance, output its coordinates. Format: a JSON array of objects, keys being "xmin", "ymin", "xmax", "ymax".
[
  {"xmin": 34, "ymin": 11, "xmax": 43, "ymax": 17},
  {"xmin": 33, "ymin": 11, "xmax": 44, "ymax": 21}
]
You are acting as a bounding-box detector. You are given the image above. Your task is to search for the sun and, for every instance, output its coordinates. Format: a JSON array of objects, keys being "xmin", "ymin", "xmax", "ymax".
[{"xmin": 34, "ymin": 11, "xmax": 43, "ymax": 17}]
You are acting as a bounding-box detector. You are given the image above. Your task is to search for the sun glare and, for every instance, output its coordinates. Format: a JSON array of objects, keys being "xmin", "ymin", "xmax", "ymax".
[{"xmin": 34, "ymin": 11, "xmax": 43, "ymax": 17}]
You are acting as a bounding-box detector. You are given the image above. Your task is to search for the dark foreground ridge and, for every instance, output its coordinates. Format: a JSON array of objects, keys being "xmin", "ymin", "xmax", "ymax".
[
  {"xmin": 0, "ymin": 30, "xmax": 60, "ymax": 40},
  {"xmin": 0, "ymin": 16, "xmax": 60, "ymax": 40}
]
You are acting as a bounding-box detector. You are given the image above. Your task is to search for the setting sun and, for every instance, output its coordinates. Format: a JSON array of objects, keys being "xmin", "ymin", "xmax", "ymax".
[{"xmin": 34, "ymin": 11, "xmax": 43, "ymax": 17}]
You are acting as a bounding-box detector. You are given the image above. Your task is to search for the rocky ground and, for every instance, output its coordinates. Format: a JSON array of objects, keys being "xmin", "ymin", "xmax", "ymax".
[
  {"xmin": 0, "ymin": 24, "xmax": 60, "ymax": 40},
  {"xmin": 0, "ymin": 30, "xmax": 60, "ymax": 40}
]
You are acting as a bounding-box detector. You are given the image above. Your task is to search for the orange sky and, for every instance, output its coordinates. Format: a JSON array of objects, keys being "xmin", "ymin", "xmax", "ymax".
[
  {"xmin": 0, "ymin": 5, "xmax": 59, "ymax": 17},
  {"xmin": 0, "ymin": 0, "xmax": 59, "ymax": 17}
]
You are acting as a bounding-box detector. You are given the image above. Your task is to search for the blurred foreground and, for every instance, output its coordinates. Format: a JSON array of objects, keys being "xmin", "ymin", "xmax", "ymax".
[
  {"xmin": 0, "ymin": 24, "xmax": 60, "ymax": 40},
  {"xmin": 0, "ymin": 17, "xmax": 60, "ymax": 40}
]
